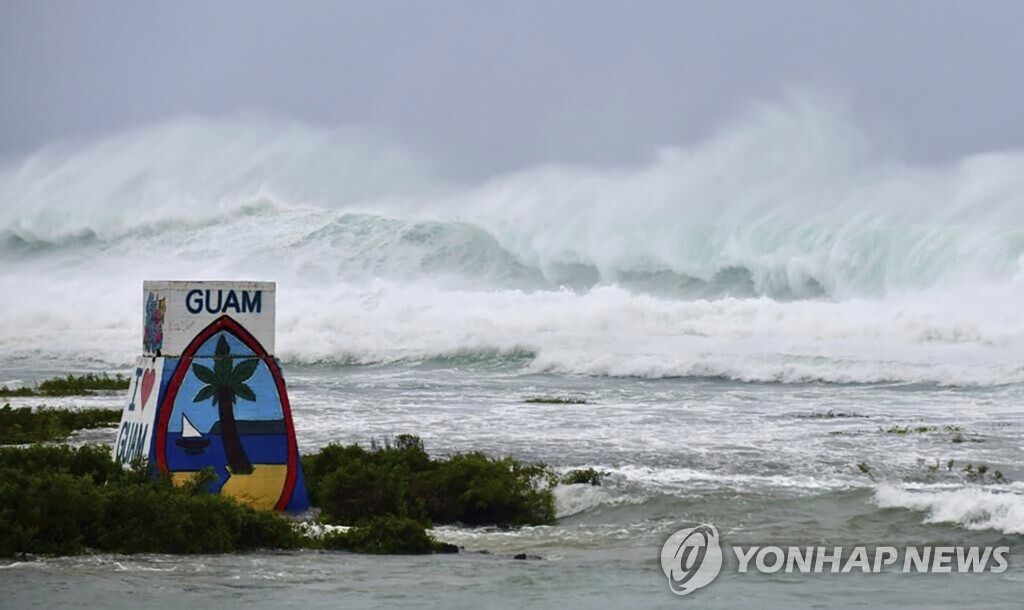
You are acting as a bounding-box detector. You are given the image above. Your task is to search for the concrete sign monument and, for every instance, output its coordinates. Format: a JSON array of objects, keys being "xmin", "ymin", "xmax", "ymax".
[{"xmin": 114, "ymin": 281, "xmax": 308, "ymax": 512}]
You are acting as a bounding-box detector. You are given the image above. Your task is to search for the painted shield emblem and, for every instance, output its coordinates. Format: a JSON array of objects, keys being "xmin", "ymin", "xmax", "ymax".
[{"xmin": 154, "ymin": 316, "xmax": 305, "ymax": 511}]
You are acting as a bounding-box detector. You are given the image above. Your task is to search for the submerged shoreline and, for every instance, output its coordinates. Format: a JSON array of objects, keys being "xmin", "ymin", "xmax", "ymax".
[
  {"xmin": 0, "ymin": 378, "xmax": 573, "ymax": 558},
  {"xmin": 1, "ymin": 361, "xmax": 1022, "ymax": 607}
]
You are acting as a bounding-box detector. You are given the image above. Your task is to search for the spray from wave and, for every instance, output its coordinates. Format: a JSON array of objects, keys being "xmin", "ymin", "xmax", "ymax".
[
  {"xmin": 2, "ymin": 93, "xmax": 1023, "ymax": 384},
  {"xmin": 874, "ymin": 484, "xmax": 1024, "ymax": 535}
]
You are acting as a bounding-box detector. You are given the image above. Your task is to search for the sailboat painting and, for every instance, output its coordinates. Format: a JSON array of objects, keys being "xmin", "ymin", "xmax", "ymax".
[{"xmin": 175, "ymin": 414, "xmax": 210, "ymax": 454}]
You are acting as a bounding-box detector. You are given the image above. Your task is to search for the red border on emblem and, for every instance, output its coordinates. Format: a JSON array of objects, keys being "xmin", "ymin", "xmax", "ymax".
[{"xmin": 154, "ymin": 315, "xmax": 299, "ymax": 512}]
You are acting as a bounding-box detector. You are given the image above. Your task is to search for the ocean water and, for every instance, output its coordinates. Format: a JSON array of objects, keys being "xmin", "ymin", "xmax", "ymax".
[{"xmin": 2, "ymin": 103, "xmax": 1024, "ymax": 607}]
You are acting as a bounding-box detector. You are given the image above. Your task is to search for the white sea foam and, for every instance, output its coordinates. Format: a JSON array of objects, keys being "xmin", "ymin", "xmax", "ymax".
[
  {"xmin": 553, "ymin": 483, "xmax": 629, "ymax": 518},
  {"xmin": 873, "ymin": 484, "xmax": 1024, "ymax": 535},
  {"xmin": 611, "ymin": 464, "xmax": 851, "ymax": 492},
  {"xmin": 2, "ymin": 267, "xmax": 1023, "ymax": 385},
  {"xmin": 2, "ymin": 96, "xmax": 1024, "ymax": 385}
]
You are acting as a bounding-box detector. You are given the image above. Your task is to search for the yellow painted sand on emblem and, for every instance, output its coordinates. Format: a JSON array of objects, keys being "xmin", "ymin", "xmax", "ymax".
[
  {"xmin": 170, "ymin": 471, "xmax": 202, "ymax": 486},
  {"xmin": 220, "ymin": 464, "xmax": 288, "ymax": 510},
  {"xmin": 170, "ymin": 465, "xmax": 288, "ymax": 511}
]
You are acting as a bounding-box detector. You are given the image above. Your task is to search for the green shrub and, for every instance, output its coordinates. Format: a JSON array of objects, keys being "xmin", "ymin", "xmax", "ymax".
[
  {"xmin": 304, "ymin": 434, "xmax": 555, "ymax": 528},
  {"xmin": 561, "ymin": 467, "xmax": 606, "ymax": 486},
  {"xmin": 0, "ymin": 444, "xmax": 307, "ymax": 557},
  {"xmin": 0, "ymin": 443, "xmax": 464, "ymax": 557},
  {"xmin": 38, "ymin": 373, "xmax": 129, "ymax": 394},
  {"xmin": 0, "ymin": 404, "xmax": 122, "ymax": 444},
  {"xmin": 420, "ymin": 453, "xmax": 554, "ymax": 526},
  {"xmin": 0, "ymin": 443, "xmax": 124, "ymax": 483},
  {"xmin": 322, "ymin": 516, "xmax": 457, "ymax": 555},
  {"xmin": 95, "ymin": 470, "xmax": 307, "ymax": 554},
  {"xmin": 0, "ymin": 373, "xmax": 129, "ymax": 398}
]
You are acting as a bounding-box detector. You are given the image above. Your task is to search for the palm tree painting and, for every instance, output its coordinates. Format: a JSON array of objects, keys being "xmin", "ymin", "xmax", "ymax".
[{"xmin": 191, "ymin": 335, "xmax": 259, "ymax": 474}]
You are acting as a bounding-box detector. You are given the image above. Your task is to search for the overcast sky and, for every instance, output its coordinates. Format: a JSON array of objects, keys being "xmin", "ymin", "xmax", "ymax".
[{"xmin": 2, "ymin": 1, "xmax": 1023, "ymax": 178}]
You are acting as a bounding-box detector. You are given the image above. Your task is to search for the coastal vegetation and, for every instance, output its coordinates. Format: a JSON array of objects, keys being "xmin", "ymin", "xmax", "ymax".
[
  {"xmin": 879, "ymin": 424, "xmax": 962, "ymax": 435},
  {"xmin": 0, "ymin": 373, "xmax": 130, "ymax": 397},
  {"xmin": 856, "ymin": 457, "xmax": 1009, "ymax": 484},
  {"xmin": 0, "ymin": 428, "xmax": 556, "ymax": 558},
  {"xmin": 523, "ymin": 396, "xmax": 588, "ymax": 405},
  {"xmin": 797, "ymin": 410, "xmax": 868, "ymax": 419},
  {"xmin": 560, "ymin": 467, "xmax": 606, "ymax": 486},
  {"xmin": 302, "ymin": 434, "xmax": 556, "ymax": 528},
  {"xmin": 0, "ymin": 405, "xmax": 122, "ymax": 444},
  {"xmin": 960, "ymin": 462, "xmax": 1006, "ymax": 483},
  {"xmin": 321, "ymin": 516, "xmax": 458, "ymax": 554},
  {"xmin": 878, "ymin": 424, "xmax": 977, "ymax": 444},
  {"xmin": 0, "ymin": 445, "xmax": 307, "ymax": 557}
]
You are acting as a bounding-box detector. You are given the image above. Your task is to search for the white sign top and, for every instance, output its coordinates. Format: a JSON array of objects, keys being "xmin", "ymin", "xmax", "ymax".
[{"xmin": 143, "ymin": 281, "xmax": 276, "ymax": 357}]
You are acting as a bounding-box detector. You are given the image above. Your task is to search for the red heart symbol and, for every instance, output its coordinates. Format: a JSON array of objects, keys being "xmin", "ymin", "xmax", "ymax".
[{"xmin": 140, "ymin": 369, "xmax": 156, "ymax": 410}]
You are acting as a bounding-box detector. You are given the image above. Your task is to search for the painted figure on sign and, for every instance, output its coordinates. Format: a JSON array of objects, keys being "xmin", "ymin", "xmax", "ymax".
[{"xmin": 144, "ymin": 292, "xmax": 166, "ymax": 354}]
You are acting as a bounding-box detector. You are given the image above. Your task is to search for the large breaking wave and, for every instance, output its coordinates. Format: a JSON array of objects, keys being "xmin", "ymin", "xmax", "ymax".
[{"xmin": 2, "ymin": 94, "xmax": 1024, "ymax": 384}]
